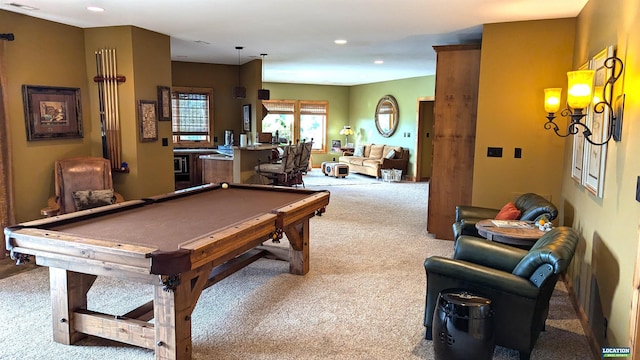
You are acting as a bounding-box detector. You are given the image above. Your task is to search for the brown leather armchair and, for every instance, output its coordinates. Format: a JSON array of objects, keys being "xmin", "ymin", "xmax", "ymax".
[
  {"xmin": 424, "ymin": 227, "xmax": 579, "ymax": 360},
  {"xmin": 41, "ymin": 157, "xmax": 124, "ymax": 216}
]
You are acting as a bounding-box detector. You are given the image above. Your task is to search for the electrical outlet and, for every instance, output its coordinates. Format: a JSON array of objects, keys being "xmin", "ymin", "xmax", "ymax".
[
  {"xmin": 487, "ymin": 147, "xmax": 503, "ymax": 157},
  {"xmin": 514, "ymin": 148, "xmax": 522, "ymax": 158}
]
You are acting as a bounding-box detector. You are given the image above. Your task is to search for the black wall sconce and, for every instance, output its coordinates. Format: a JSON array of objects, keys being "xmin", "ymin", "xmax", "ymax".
[{"xmin": 543, "ymin": 55, "xmax": 624, "ymax": 146}]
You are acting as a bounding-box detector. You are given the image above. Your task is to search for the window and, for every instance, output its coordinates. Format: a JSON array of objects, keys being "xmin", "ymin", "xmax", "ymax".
[
  {"xmin": 262, "ymin": 100, "xmax": 327, "ymax": 152},
  {"xmin": 299, "ymin": 101, "xmax": 327, "ymax": 151},
  {"xmin": 171, "ymin": 87, "xmax": 213, "ymax": 146},
  {"xmin": 262, "ymin": 100, "xmax": 295, "ymax": 144}
]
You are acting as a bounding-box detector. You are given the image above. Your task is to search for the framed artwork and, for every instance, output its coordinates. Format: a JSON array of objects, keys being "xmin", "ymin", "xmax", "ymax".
[
  {"xmin": 138, "ymin": 100, "xmax": 158, "ymax": 142},
  {"xmin": 583, "ymin": 46, "xmax": 614, "ymax": 198},
  {"xmin": 571, "ymin": 62, "xmax": 590, "ymax": 184},
  {"xmin": 22, "ymin": 85, "xmax": 83, "ymax": 140},
  {"xmin": 157, "ymin": 86, "xmax": 171, "ymax": 121},
  {"xmin": 243, "ymin": 104, "xmax": 251, "ymax": 132},
  {"xmin": 331, "ymin": 139, "xmax": 341, "ymax": 152}
]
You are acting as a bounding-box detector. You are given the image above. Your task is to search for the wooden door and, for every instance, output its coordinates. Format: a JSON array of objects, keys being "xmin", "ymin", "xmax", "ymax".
[{"xmin": 427, "ymin": 44, "xmax": 481, "ymax": 240}]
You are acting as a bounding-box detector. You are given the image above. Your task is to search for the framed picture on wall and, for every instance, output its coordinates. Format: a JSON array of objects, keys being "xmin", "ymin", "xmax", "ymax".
[
  {"xmin": 157, "ymin": 86, "xmax": 171, "ymax": 121},
  {"xmin": 583, "ymin": 45, "xmax": 614, "ymax": 198},
  {"xmin": 570, "ymin": 62, "xmax": 590, "ymax": 184},
  {"xmin": 22, "ymin": 85, "xmax": 83, "ymax": 141},
  {"xmin": 243, "ymin": 104, "xmax": 251, "ymax": 132},
  {"xmin": 138, "ymin": 100, "xmax": 158, "ymax": 142}
]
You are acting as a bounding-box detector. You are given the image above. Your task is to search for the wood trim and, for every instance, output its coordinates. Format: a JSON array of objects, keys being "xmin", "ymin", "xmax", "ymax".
[
  {"xmin": 433, "ymin": 43, "xmax": 481, "ymax": 52},
  {"xmin": 629, "ymin": 229, "xmax": 640, "ymax": 359},
  {"xmin": 562, "ymin": 273, "xmax": 601, "ymax": 359}
]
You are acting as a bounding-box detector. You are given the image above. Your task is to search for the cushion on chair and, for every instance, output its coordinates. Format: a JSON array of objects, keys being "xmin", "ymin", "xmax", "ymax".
[
  {"xmin": 72, "ymin": 189, "xmax": 116, "ymax": 211},
  {"xmin": 495, "ymin": 202, "xmax": 521, "ymax": 220},
  {"xmin": 353, "ymin": 145, "xmax": 365, "ymax": 157},
  {"xmin": 384, "ymin": 149, "xmax": 396, "ymax": 159}
]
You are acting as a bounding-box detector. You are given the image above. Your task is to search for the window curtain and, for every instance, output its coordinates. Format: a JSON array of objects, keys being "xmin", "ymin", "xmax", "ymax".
[{"xmin": 0, "ymin": 39, "xmax": 16, "ymax": 230}]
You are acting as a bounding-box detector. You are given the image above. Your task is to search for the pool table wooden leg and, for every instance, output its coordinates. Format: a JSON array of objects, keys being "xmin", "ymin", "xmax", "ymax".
[
  {"xmin": 284, "ymin": 217, "xmax": 310, "ymax": 275},
  {"xmin": 49, "ymin": 267, "xmax": 97, "ymax": 345},
  {"xmin": 153, "ymin": 265, "xmax": 213, "ymax": 360}
]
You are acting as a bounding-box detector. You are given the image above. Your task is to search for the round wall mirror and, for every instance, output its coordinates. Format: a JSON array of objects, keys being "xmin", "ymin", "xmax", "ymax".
[{"xmin": 375, "ymin": 95, "xmax": 399, "ymax": 137}]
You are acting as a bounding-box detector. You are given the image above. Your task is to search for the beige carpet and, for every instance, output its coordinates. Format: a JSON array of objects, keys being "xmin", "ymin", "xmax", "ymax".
[{"xmin": 0, "ymin": 175, "xmax": 593, "ymax": 359}]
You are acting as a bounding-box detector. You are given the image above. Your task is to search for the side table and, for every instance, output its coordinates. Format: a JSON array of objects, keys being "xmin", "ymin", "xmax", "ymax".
[{"xmin": 475, "ymin": 219, "xmax": 546, "ymax": 249}]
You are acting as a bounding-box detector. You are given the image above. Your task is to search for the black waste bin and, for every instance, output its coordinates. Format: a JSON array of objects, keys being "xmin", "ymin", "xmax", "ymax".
[{"xmin": 433, "ymin": 289, "xmax": 494, "ymax": 360}]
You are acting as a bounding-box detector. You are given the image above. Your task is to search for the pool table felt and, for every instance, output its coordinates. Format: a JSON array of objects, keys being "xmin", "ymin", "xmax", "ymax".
[{"xmin": 47, "ymin": 187, "xmax": 318, "ymax": 252}]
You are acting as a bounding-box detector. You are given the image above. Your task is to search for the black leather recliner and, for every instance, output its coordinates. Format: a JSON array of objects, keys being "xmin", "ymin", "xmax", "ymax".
[
  {"xmin": 423, "ymin": 227, "xmax": 579, "ymax": 360},
  {"xmin": 452, "ymin": 193, "xmax": 559, "ymax": 240}
]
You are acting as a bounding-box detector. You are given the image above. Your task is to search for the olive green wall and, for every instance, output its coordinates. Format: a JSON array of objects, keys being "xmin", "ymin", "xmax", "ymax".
[
  {"xmin": 349, "ymin": 76, "xmax": 436, "ymax": 179},
  {"xmin": 263, "ymin": 77, "xmax": 435, "ymax": 175},
  {"xmin": 85, "ymin": 26, "xmax": 174, "ymax": 200},
  {"xmin": 129, "ymin": 27, "xmax": 174, "ymax": 198},
  {"xmin": 562, "ymin": 0, "xmax": 640, "ymax": 348},
  {"xmin": 2, "ymin": 10, "xmax": 175, "ymax": 222},
  {"xmin": 473, "ymin": 19, "xmax": 575, "ymax": 208},
  {"xmin": 262, "ymin": 82, "xmax": 351, "ymax": 166},
  {"xmin": 2, "ymin": 11, "xmax": 92, "ymax": 222}
]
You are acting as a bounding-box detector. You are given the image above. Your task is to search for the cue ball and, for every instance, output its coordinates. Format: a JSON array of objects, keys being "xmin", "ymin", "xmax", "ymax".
[{"xmin": 222, "ymin": 183, "xmax": 228, "ymax": 189}]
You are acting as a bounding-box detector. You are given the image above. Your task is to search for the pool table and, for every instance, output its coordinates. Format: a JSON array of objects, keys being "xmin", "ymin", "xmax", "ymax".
[{"xmin": 4, "ymin": 183, "xmax": 329, "ymax": 360}]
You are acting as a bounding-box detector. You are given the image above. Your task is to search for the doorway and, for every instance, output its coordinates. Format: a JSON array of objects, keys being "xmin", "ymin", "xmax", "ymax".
[{"xmin": 414, "ymin": 97, "xmax": 434, "ymax": 182}]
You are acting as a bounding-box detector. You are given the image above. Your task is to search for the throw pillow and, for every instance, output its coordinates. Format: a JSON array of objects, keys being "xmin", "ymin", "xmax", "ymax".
[
  {"xmin": 353, "ymin": 145, "xmax": 365, "ymax": 157},
  {"xmin": 368, "ymin": 144, "xmax": 385, "ymax": 159},
  {"xmin": 494, "ymin": 202, "xmax": 521, "ymax": 220},
  {"xmin": 384, "ymin": 149, "xmax": 396, "ymax": 159},
  {"xmin": 72, "ymin": 189, "xmax": 116, "ymax": 211}
]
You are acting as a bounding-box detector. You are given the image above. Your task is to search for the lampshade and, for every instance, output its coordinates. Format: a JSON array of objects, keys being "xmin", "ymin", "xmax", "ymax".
[
  {"xmin": 566, "ymin": 70, "xmax": 594, "ymax": 109},
  {"xmin": 339, "ymin": 126, "xmax": 354, "ymax": 136},
  {"xmin": 543, "ymin": 88, "xmax": 562, "ymax": 113}
]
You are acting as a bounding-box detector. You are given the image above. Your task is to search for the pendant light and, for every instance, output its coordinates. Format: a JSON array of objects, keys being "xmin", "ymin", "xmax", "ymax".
[
  {"xmin": 232, "ymin": 46, "xmax": 246, "ymax": 99},
  {"xmin": 258, "ymin": 53, "xmax": 270, "ymax": 100}
]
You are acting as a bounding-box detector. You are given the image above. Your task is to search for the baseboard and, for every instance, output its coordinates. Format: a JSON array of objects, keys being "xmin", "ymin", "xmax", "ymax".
[{"xmin": 562, "ymin": 273, "xmax": 600, "ymax": 359}]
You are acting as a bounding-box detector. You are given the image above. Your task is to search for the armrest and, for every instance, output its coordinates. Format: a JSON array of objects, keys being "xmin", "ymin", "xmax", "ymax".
[
  {"xmin": 41, "ymin": 196, "xmax": 60, "ymax": 217},
  {"xmin": 380, "ymin": 158, "xmax": 407, "ymax": 169},
  {"xmin": 424, "ymin": 256, "xmax": 539, "ymax": 298},
  {"xmin": 455, "ymin": 205, "xmax": 499, "ymax": 222},
  {"xmin": 454, "ymin": 236, "xmax": 528, "ymax": 272}
]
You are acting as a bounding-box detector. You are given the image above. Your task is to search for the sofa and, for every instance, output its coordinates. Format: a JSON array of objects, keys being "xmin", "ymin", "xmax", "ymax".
[
  {"xmin": 338, "ymin": 144, "xmax": 409, "ymax": 179},
  {"xmin": 424, "ymin": 227, "xmax": 579, "ymax": 360},
  {"xmin": 452, "ymin": 193, "xmax": 559, "ymax": 241}
]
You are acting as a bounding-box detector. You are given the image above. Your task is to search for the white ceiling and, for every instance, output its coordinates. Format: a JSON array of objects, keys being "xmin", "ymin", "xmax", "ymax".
[{"xmin": 1, "ymin": 0, "xmax": 588, "ymax": 86}]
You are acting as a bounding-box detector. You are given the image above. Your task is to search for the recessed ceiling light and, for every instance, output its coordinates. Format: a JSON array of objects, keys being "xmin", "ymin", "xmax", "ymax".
[
  {"xmin": 8, "ymin": 2, "xmax": 39, "ymax": 11},
  {"xmin": 87, "ymin": 6, "xmax": 105, "ymax": 12},
  {"xmin": 374, "ymin": 60, "xmax": 384, "ymax": 64},
  {"xmin": 334, "ymin": 39, "xmax": 347, "ymax": 45}
]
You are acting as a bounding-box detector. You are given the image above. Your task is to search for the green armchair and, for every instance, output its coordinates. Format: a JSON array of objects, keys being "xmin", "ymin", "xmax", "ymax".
[
  {"xmin": 423, "ymin": 227, "xmax": 579, "ymax": 360},
  {"xmin": 452, "ymin": 193, "xmax": 559, "ymax": 240}
]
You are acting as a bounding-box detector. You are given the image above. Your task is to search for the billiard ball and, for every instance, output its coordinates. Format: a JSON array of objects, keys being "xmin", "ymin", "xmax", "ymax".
[{"xmin": 221, "ymin": 183, "xmax": 229, "ymax": 189}]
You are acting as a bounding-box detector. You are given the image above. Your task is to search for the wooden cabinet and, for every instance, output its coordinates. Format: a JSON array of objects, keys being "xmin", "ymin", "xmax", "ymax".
[
  {"xmin": 201, "ymin": 156, "xmax": 233, "ymax": 184},
  {"xmin": 427, "ymin": 44, "xmax": 481, "ymax": 240},
  {"xmin": 174, "ymin": 150, "xmax": 214, "ymax": 190}
]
